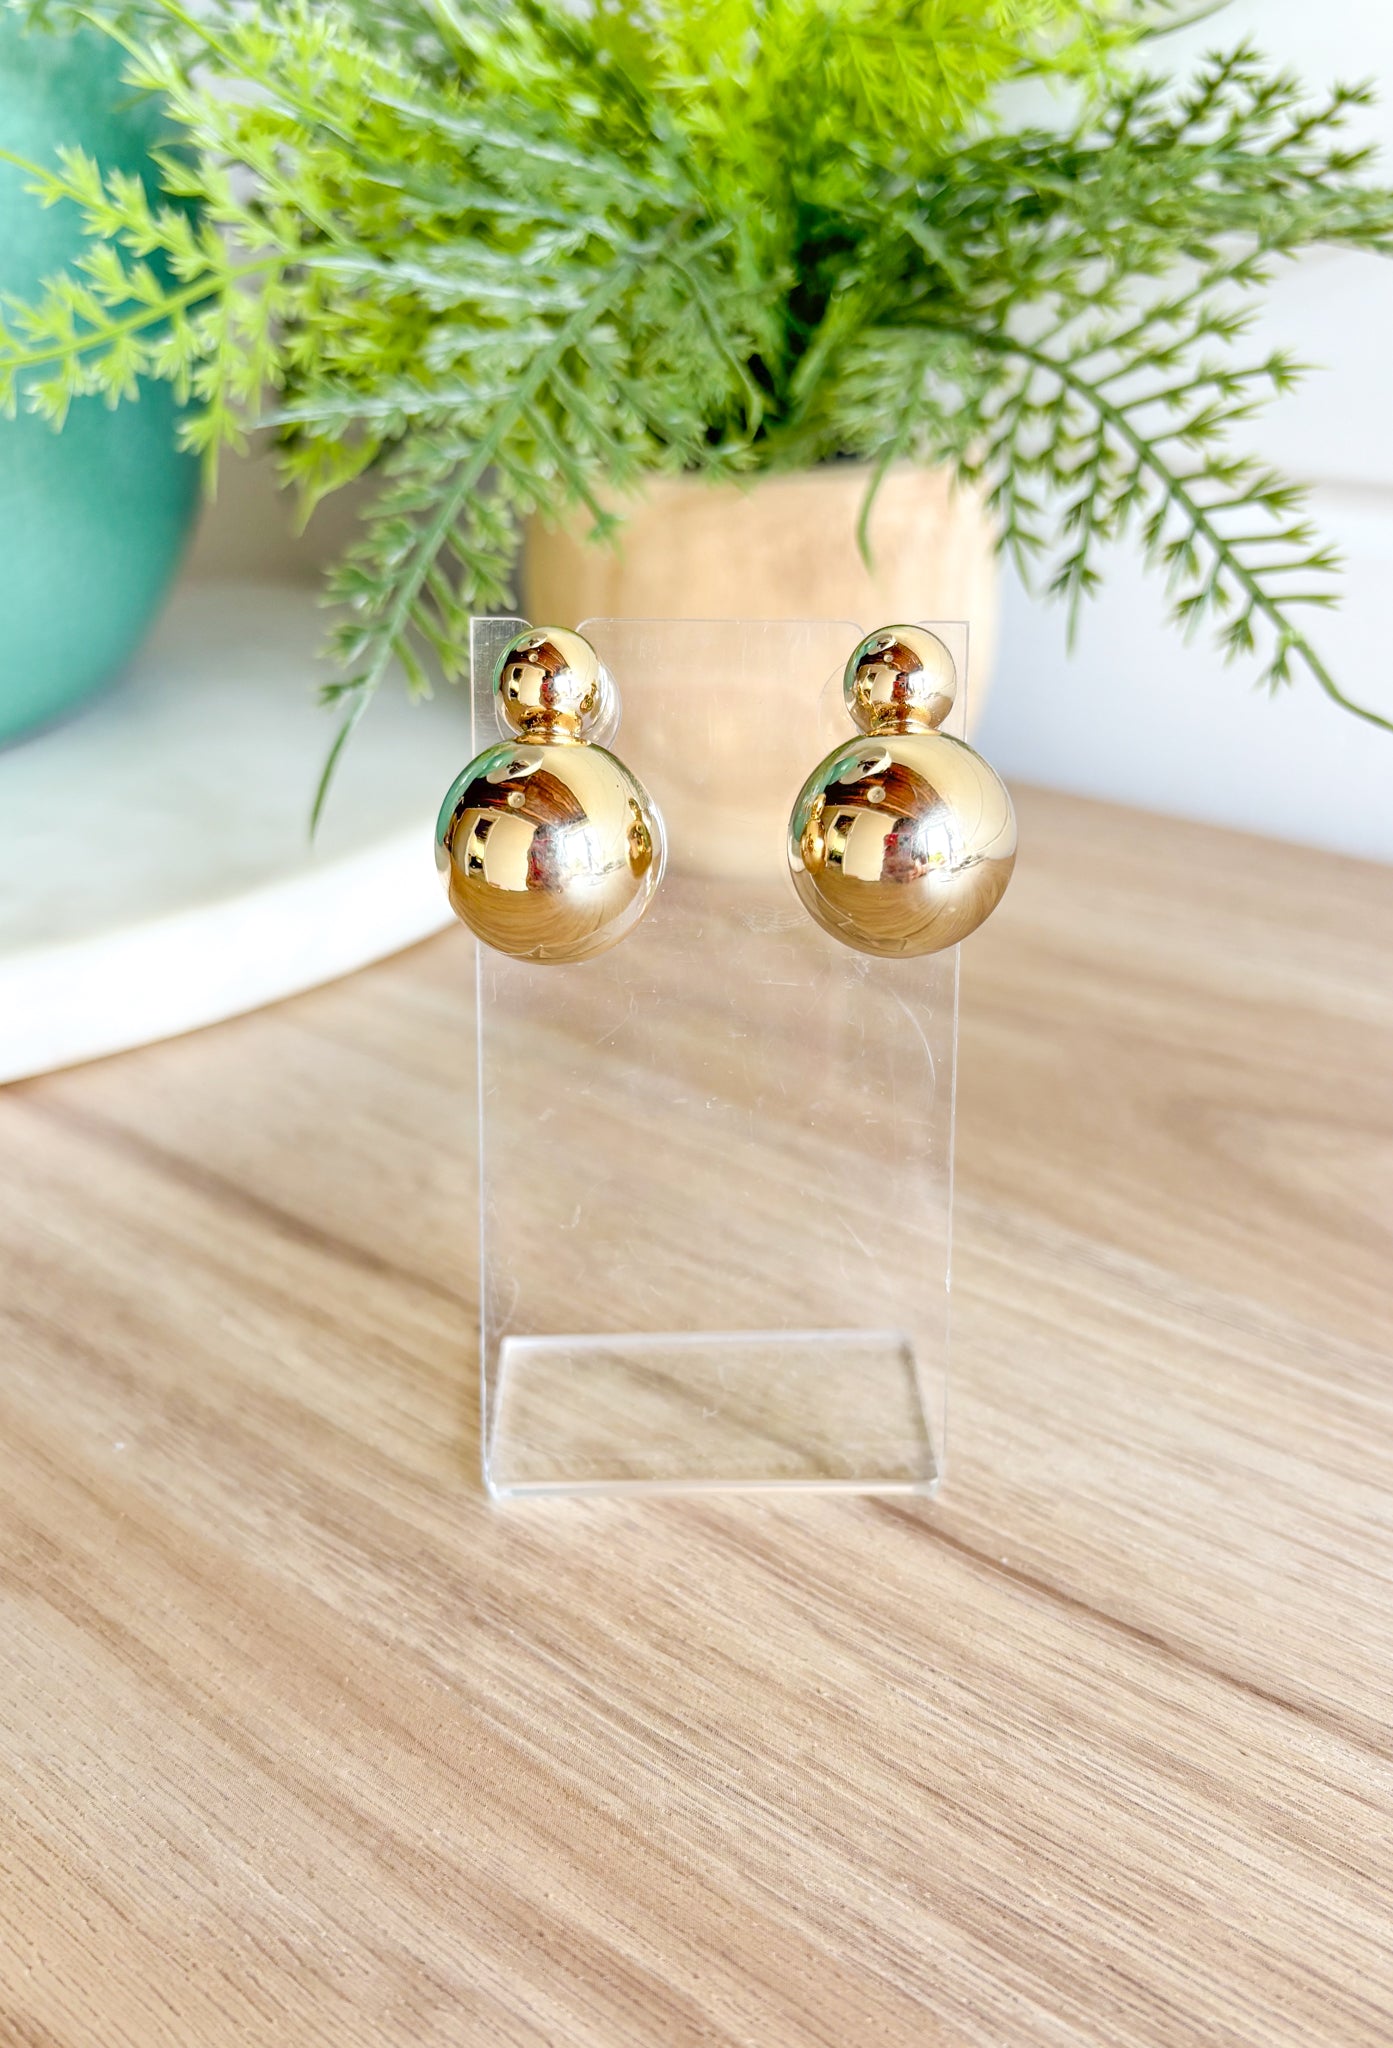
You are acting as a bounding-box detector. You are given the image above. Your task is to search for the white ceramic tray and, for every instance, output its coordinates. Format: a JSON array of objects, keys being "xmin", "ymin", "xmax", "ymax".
[{"xmin": 0, "ymin": 579, "xmax": 470, "ymax": 1082}]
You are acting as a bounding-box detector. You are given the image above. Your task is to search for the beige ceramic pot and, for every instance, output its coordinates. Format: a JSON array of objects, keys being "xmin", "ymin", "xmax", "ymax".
[
  {"xmin": 520, "ymin": 462, "xmax": 999, "ymax": 878},
  {"xmin": 522, "ymin": 461, "xmax": 999, "ymax": 720}
]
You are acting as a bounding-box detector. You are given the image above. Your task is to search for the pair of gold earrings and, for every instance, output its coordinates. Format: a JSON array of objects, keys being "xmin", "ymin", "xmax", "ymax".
[{"xmin": 435, "ymin": 623, "xmax": 1016, "ymax": 965}]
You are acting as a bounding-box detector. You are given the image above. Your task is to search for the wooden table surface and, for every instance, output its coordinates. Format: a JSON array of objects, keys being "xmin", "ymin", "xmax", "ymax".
[{"xmin": 2, "ymin": 787, "xmax": 1391, "ymax": 2047}]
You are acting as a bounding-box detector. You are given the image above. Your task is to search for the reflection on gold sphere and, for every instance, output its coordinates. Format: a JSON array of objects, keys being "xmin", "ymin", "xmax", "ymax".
[
  {"xmin": 845, "ymin": 624, "xmax": 957, "ymax": 736},
  {"xmin": 436, "ymin": 739, "xmax": 664, "ymax": 964},
  {"xmin": 788, "ymin": 730, "xmax": 1016, "ymax": 957},
  {"xmin": 494, "ymin": 625, "xmax": 615, "ymax": 742}
]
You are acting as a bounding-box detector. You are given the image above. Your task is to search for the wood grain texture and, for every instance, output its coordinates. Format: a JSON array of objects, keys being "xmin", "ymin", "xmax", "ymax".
[{"xmin": 2, "ymin": 786, "xmax": 1391, "ymax": 2048}]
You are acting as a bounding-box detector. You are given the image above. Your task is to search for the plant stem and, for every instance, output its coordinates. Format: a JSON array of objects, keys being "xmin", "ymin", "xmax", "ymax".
[
  {"xmin": 975, "ymin": 326, "xmax": 1393, "ymax": 733},
  {"xmin": 0, "ymin": 258, "xmax": 278, "ymax": 374}
]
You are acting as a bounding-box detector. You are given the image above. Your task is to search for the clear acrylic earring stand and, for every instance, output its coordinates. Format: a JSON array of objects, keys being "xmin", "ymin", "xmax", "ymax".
[{"xmin": 471, "ymin": 616, "xmax": 965, "ymax": 1499}]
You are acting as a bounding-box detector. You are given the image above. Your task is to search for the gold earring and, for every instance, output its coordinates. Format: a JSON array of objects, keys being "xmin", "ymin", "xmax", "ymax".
[
  {"xmin": 787, "ymin": 625, "xmax": 1016, "ymax": 957},
  {"xmin": 435, "ymin": 626, "xmax": 665, "ymax": 964}
]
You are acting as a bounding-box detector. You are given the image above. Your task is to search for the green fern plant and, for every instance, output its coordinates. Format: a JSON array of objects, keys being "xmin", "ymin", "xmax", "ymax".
[{"xmin": 4, "ymin": 0, "xmax": 1392, "ymax": 816}]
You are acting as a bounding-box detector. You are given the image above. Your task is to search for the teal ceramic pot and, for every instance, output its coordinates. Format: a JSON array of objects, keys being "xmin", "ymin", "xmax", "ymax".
[{"xmin": 0, "ymin": 19, "xmax": 198, "ymax": 743}]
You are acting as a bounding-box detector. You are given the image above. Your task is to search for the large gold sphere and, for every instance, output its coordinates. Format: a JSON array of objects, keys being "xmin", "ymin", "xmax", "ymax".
[
  {"xmin": 436, "ymin": 740, "xmax": 664, "ymax": 964},
  {"xmin": 788, "ymin": 731, "xmax": 1016, "ymax": 958},
  {"xmin": 494, "ymin": 626, "xmax": 615, "ymax": 742}
]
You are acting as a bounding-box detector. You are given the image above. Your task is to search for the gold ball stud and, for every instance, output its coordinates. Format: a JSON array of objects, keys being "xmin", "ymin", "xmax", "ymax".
[
  {"xmin": 845, "ymin": 622, "xmax": 957, "ymax": 736},
  {"xmin": 435, "ymin": 627, "xmax": 663, "ymax": 965},
  {"xmin": 494, "ymin": 625, "xmax": 615, "ymax": 742},
  {"xmin": 788, "ymin": 628, "xmax": 1016, "ymax": 958}
]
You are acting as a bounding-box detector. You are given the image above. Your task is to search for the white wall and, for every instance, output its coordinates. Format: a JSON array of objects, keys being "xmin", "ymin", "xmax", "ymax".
[{"xmin": 978, "ymin": 0, "xmax": 1393, "ymax": 860}]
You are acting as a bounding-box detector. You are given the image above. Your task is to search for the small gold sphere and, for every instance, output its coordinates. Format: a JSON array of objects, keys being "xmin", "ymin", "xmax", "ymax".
[
  {"xmin": 788, "ymin": 731, "xmax": 1016, "ymax": 957},
  {"xmin": 494, "ymin": 625, "xmax": 615, "ymax": 742},
  {"xmin": 436, "ymin": 739, "xmax": 664, "ymax": 964},
  {"xmin": 845, "ymin": 625, "xmax": 957, "ymax": 736}
]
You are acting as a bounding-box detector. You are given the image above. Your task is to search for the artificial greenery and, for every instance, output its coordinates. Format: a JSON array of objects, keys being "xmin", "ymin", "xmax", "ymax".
[{"xmin": 4, "ymin": 0, "xmax": 1393, "ymax": 811}]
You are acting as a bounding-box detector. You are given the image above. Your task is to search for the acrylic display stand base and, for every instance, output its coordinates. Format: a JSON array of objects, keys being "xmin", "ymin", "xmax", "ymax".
[{"xmin": 473, "ymin": 617, "xmax": 964, "ymax": 1499}]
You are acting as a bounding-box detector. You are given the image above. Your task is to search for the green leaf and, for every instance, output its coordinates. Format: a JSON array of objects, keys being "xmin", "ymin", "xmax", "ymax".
[{"xmin": 2, "ymin": 0, "xmax": 1389, "ymax": 809}]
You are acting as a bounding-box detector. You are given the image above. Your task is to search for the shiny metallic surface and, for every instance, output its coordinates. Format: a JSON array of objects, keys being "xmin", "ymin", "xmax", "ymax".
[
  {"xmin": 494, "ymin": 625, "xmax": 616, "ymax": 742},
  {"xmin": 436, "ymin": 739, "xmax": 664, "ymax": 964},
  {"xmin": 788, "ymin": 730, "xmax": 1016, "ymax": 957},
  {"xmin": 845, "ymin": 624, "xmax": 957, "ymax": 736}
]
